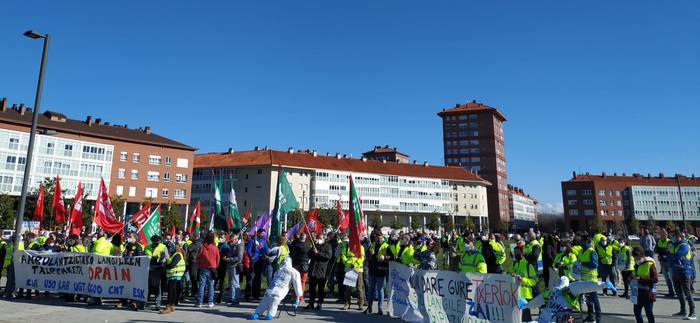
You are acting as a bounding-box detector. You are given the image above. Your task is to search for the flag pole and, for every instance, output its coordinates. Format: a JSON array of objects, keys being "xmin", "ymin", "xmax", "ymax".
[{"xmin": 299, "ymin": 209, "xmax": 317, "ymax": 250}]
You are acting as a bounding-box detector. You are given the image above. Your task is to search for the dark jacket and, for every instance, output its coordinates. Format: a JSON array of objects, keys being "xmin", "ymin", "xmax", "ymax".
[
  {"xmin": 309, "ymin": 242, "xmax": 333, "ymax": 279},
  {"xmin": 187, "ymin": 239, "xmax": 202, "ymax": 264},
  {"xmin": 481, "ymin": 240, "xmax": 497, "ymax": 273},
  {"xmin": 290, "ymin": 239, "xmax": 312, "ymax": 273},
  {"xmin": 225, "ymin": 242, "xmax": 244, "ymax": 270}
]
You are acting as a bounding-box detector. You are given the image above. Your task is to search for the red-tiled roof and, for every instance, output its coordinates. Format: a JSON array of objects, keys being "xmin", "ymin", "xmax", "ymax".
[
  {"xmin": 566, "ymin": 174, "xmax": 700, "ymax": 187},
  {"xmin": 195, "ymin": 149, "xmax": 490, "ymax": 184},
  {"xmin": 0, "ymin": 101, "xmax": 195, "ymax": 151},
  {"xmin": 437, "ymin": 101, "xmax": 507, "ymax": 121}
]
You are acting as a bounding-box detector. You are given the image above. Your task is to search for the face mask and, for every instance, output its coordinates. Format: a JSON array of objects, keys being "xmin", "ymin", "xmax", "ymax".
[
  {"xmin": 601, "ymin": 241, "xmax": 607, "ymax": 246},
  {"xmin": 47, "ymin": 244, "xmax": 54, "ymax": 247},
  {"xmin": 127, "ymin": 238, "xmax": 136, "ymax": 243}
]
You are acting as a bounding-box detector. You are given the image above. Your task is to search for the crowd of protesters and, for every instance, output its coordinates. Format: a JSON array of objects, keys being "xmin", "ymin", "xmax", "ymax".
[{"xmin": 0, "ymin": 224, "xmax": 698, "ymax": 322}]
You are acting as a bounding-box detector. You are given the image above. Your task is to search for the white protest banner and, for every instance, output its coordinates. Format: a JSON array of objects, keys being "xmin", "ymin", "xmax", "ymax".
[
  {"xmin": 14, "ymin": 251, "xmax": 150, "ymax": 302},
  {"xmin": 343, "ymin": 269, "xmax": 359, "ymax": 287},
  {"xmin": 388, "ymin": 262, "xmax": 521, "ymax": 323}
]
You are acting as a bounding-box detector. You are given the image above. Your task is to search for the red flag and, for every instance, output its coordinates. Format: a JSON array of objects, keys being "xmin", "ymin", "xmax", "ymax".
[
  {"xmin": 303, "ymin": 208, "xmax": 322, "ymax": 237},
  {"xmin": 94, "ymin": 178, "xmax": 123, "ymax": 233},
  {"xmin": 68, "ymin": 182, "xmax": 84, "ymax": 235},
  {"xmin": 132, "ymin": 202, "xmax": 152, "ymax": 228},
  {"xmin": 336, "ymin": 200, "xmax": 349, "ymax": 231},
  {"xmin": 33, "ymin": 185, "xmax": 45, "ymax": 222},
  {"xmin": 187, "ymin": 200, "xmax": 201, "ymax": 235},
  {"xmin": 170, "ymin": 225, "xmax": 176, "ymax": 237},
  {"xmin": 52, "ymin": 176, "xmax": 66, "ymax": 224},
  {"xmin": 242, "ymin": 208, "xmax": 250, "ymax": 225}
]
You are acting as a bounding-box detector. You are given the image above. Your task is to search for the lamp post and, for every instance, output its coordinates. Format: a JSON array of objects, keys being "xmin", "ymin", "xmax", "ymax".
[{"xmin": 13, "ymin": 30, "xmax": 49, "ymax": 251}]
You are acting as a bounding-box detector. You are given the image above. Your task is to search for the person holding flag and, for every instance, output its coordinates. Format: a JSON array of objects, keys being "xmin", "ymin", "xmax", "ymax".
[{"xmin": 342, "ymin": 176, "xmax": 366, "ymax": 311}]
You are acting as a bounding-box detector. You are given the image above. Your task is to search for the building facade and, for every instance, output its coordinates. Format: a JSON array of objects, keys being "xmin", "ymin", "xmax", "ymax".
[
  {"xmin": 0, "ymin": 98, "xmax": 196, "ymax": 215},
  {"xmin": 192, "ymin": 148, "xmax": 490, "ymax": 231},
  {"xmin": 561, "ymin": 172, "xmax": 700, "ymax": 232},
  {"xmin": 438, "ymin": 100, "xmax": 509, "ymax": 228},
  {"xmin": 508, "ymin": 185, "xmax": 538, "ymax": 231}
]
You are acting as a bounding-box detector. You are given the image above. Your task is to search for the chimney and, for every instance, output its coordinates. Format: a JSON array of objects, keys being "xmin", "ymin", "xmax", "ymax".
[
  {"xmin": 423, "ymin": 161, "xmax": 429, "ymax": 167},
  {"xmin": 622, "ymin": 172, "xmax": 626, "ymax": 176},
  {"xmin": 95, "ymin": 118, "xmax": 102, "ymax": 125},
  {"xmin": 382, "ymin": 159, "xmax": 387, "ymax": 164},
  {"xmin": 254, "ymin": 146, "xmax": 259, "ymax": 151},
  {"xmin": 19, "ymin": 104, "xmax": 25, "ymax": 115},
  {"xmin": 144, "ymin": 126, "xmax": 152, "ymax": 134},
  {"xmin": 413, "ymin": 160, "xmax": 417, "ymax": 164},
  {"xmin": 613, "ymin": 172, "xmax": 617, "ymax": 176},
  {"xmin": 326, "ymin": 152, "xmax": 330, "ymax": 156},
  {"xmin": 263, "ymin": 146, "xmax": 268, "ymax": 150},
  {"xmin": 288, "ymin": 147, "xmax": 294, "ymax": 154},
  {"xmin": 335, "ymin": 153, "xmax": 341, "ymax": 159},
  {"xmin": 1, "ymin": 98, "xmax": 6, "ymax": 111},
  {"xmin": 572, "ymin": 171, "xmax": 577, "ymax": 178},
  {"xmin": 361, "ymin": 157, "xmax": 367, "ymax": 162},
  {"xmin": 26, "ymin": 108, "xmax": 32, "ymax": 113},
  {"xmin": 228, "ymin": 148, "xmax": 234, "ymax": 154},
  {"xmin": 104, "ymin": 122, "xmax": 111, "ymax": 126},
  {"xmin": 602, "ymin": 172, "xmax": 606, "ymax": 177},
  {"xmin": 312, "ymin": 151, "xmax": 318, "ymax": 157},
  {"xmin": 647, "ymin": 173, "xmax": 651, "ymax": 178},
  {"xmin": 659, "ymin": 173, "xmax": 664, "ymax": 178},
  {"xmin": 85, "ymin": 116, "xmax": 93, "ymax": 126}
]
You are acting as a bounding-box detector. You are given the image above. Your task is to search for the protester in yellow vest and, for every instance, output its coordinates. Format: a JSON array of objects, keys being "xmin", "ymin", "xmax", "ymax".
[
  {"xmin": 580, "ymin": 234, "xmax": 601, "ymax": 323},
  {"xmin": 510, "ymin": 248, "xmax": 537, "ymax": 322},
  {"xmin": 92, "ymin": 233, "xmax": 113, "ymax": 256},
  {"xmin": 596, "ymin": 236, "xmax": 616, "ymax": 296},
  {"xmin": 145, "ymin": 235, "xmax": 169, "ymax": 311},
  {"xmin": 655, "ymin": 229, "xmax": 675, "ymax": 298},
  {"xmin": 67, "ymin": 234, "xmax": 87, "ymax": 253},
  {"xmin": 632, "ymin": 247, "xmax": 658, "ymax": 323},
  {"xmin": 161, "ymin": 244, "xmax": 186, "ymax": 314},
  {"xmin": 617, "ymin": 238, "xmax": 635, "ymax": 299},
  {"xmin": 524, "ymin": 232, "xmax": 543, "ymax": 272},
  {"xmin": 554, "ymin": 240, "xmax": 578, "ymax": 282},
  {"xmin": 488, "ymin": 234, "xmax": 506, "ymax": 273},
  {"xmin": 459, "ymin": 240, "xmax": 487, "ymax": 274},
  {"xmin": 342, "ymin": 240, "xmax": 365, "ymax": 311}
]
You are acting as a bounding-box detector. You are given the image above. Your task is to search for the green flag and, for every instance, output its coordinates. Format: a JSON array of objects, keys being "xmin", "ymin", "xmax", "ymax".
[
  {"xmin": 138, "ymin": 205, "xmax": 161, "ymax": 246},
  {"xmin": 348, "ymin": 176, "xmax": 364, "ymax": 256},
  {"xmin": 228, "ymin": 176, "xmax": 241, "ymax": 230},
  {"xmin": 270, "ymin": 166, "xmax": 298, "ymax": 243}
]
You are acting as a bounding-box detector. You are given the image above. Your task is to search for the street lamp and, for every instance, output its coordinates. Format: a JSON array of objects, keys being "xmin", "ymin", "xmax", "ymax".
[{"xmin": 13, "ymin": 30, "xmax": 49, "ymax": 251}]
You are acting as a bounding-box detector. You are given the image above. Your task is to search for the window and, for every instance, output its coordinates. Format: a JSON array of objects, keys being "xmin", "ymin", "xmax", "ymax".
[
  {"xmin": 162, "ymin": 188, "xmax": 169, "ymax": 198},
  {"xmin": 174, "ymin": 189, "xmax": 185, "ymax": 199},
  {"xmin": 176, "ymin": 158, "xmax": 188, "ymax": 168},
  {"xmin": 569, "ymin": 209, "xmax": 579, "ymax": 216},
  {"xmin": 116, "ymin": 186, "xmax": 124, "ymax": 195},
  {"xmin": 599, "ymin": 200, "xmax": 607, "ymax": 206},
  {"xmin": 617, "ymin": 200, "xmax": 622, "ymax": 207},
  {"xmin": 128, "ymin": 186, "xmax": 136, "ymax": 197},
  {"xmin": 615, "ymin": 191, "xmax": 621, "ymax": 196},
  {"xmin": 145, "ymin": 187, "xmax": 158, "ymax": 198},
  {"xmin": 117, "ymin": 168, "xmax": 126, "ymax": 179},
  {"xmin": 8, "ymin": 137, "xmax": 19, "ymax": 150},
  {"xmin": 148, "ymin": 155, "xmax": 161, "ymax": 165},
  {"xmin": 567, "ymin": 200, "xmax": 577, "ymax": 206},
  {"xmin": 584, "ymin": 209, "xmax": 594, "ymax": 216},
  {"xmin": 599, "ymin": 190, "xmax": 606, "ymax": 196},
  {"xmin": 163, "ymin": 172, "xmax": 170, "ymax": 182},
  {"xmin": 165, "ymin": 156, "xmax": 172, "ymax": 166},
  {"xmin": 566, "ymin": 189, "xmax": 577, "ymax": 196},
  {"xmin": 132, "ymin": 153, "xmax": 140, "ymax": 163},
  {"xmin": 257, "ymin": 169, "xmax": 263, "ymax": 174},
  {"xmin": 64, "ymin": 144, "xmax": 73, "ymax": 157},
  {"xmin": 583, "ymin": 189, "xmax": 592, "ymax": 196},
  {"xmin": 131, "ymin": 169, "xmax": 138, "ymax": 179},
  {"xmin": 175, "ymin": 173, "xmax": 187, "ymax": 183},
  {"xmin": 583, "ymin": 199, "xmax": 593, "ymax": 205},
  {"xmin": 147, "ymin": 171, "xmax": 160, "ymax": 181},
  {"xmin": 120, "ymin": 152, "xmax": 127, "ymax": 161},
  {"xmin": 46, "ymin": 142, "xmax": 55, "ymax": 155},
  {"xmin": 5, "ymin": 156, "xmax": 16, "ymax": 170}
]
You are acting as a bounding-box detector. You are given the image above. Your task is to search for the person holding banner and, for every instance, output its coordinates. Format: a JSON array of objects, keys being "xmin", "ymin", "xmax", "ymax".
[
  {"xmin": 341, "ymin": 234, "xmax": 366, "ymax": 311},
  {"xmin": 510, "ymin": 247, "xmax": 538, "ymax": 322},
  {"xmin": 632, "ymin": 247, "xmax": 658, "ymax": 323}
]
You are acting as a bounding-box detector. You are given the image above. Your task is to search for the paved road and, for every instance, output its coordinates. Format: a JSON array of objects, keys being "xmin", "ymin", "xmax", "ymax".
[{"xmin": 1, "ymin": 273, "xmax": 700, "ymax": 323}]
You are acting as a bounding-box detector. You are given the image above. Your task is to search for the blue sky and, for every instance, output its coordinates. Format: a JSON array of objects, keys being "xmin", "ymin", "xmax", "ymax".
[{"xmin": 2, "ymin": 1, "xmax": 699, "ymax": 212}]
